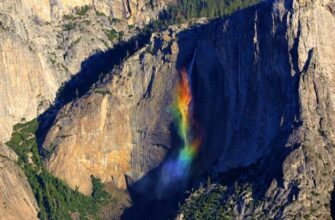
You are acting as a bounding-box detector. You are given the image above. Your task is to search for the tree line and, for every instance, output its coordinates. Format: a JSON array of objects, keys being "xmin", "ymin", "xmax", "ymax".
[{"xmin": 151, "ymin": 0, "xmax": 261, "ymax": 29}]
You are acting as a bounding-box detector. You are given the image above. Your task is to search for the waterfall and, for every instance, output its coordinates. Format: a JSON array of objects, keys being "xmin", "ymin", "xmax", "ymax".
[{"xmin": 158, "ymin": 49, "xmax": 202, "ymax": 195}]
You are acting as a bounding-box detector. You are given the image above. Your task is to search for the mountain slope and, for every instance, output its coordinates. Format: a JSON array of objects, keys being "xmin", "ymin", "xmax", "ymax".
[{"xmin": 41, "ymin": 0, "xmax": 335, "ymax": 219}]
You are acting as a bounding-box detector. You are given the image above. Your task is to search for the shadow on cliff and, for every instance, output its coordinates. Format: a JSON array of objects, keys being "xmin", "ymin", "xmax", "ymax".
[
  {"xmin": 36, "ymin": 1, "xmax": 303, "ymax": 219},
  {"xmin": 122, "ymin": 1, "xmax": 304, "ymax": 219},
  {"xmin": 36, "ymin": 30, "xmax": 152, "ymax": 151}
]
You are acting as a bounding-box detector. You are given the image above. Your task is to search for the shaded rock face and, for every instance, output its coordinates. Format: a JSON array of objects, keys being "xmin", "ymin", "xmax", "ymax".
[
  {"xmin": 0, "ymin": 144, "xmax": 39, "ymax": 220},
  {"xmin": 0, "ymin": 0, "xmax": 173, "ymax": 143},
  {"xmin": 43, "ymin": 0, "xmax": 335, "ymax": 218},
  {"xmin": 179, "ymin": 0, "xmax": 335, "ymax": 219},
  {"xmin": 189, "ymin": 1, "xmax": 297, "ymax": 175}
]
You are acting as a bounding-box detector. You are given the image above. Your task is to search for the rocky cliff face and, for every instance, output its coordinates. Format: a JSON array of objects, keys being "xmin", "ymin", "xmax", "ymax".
[
  {"xmin": 0, "ymin": 0, "xmax": 172, "ymax": 22},
  {"xmin": 0, "ymin": 0, "xmax": 173, "ymax": 143},
  {"xmin": 42, "ymin": 0, "xmax": 335, "ymax": 218},
  {"xmin": 0, "ymin": 144, "xmax": 39, "ymax": 220},
  {"xmin": 178, "ymin": 0, "xmax": 335, "ymax": 219},
  {"xmin": 42, "ymin": 29, "xmax": 182, "ymax": 194}
]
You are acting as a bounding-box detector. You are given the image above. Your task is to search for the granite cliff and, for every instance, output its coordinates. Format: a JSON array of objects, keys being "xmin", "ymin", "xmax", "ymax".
[
  {"xmin": 1, "ymin": 0, "xmax": 335, "ymax": 219},
  {"xmin": 0, "ymin": 0, "xmax": 174, "ymax": 218},
  {"xmin": 0, "ymin": 0, "xmax": 172, "ymax": 143},
  {"xmin": 41, "ymin": 28, "xmax": 182, "ymax": 194},
  {"xmin": 41, "ymin": 0, "xmax": 335, "ymax": 219},
  {"xmin": 0, "ymin": 144, "xmax": 39, "ymax": 220}
]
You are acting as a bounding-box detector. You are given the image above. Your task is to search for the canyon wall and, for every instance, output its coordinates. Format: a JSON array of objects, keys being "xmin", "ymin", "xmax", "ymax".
[{"xmin": 42, "ymin": 0, "xmax": 335, "ymax": 218}]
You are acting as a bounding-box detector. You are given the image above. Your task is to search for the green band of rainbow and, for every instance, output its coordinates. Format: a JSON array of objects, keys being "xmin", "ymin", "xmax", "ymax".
[{"xmin": 169, "ymin": 66, "xmax": 202, "ymax": 178}]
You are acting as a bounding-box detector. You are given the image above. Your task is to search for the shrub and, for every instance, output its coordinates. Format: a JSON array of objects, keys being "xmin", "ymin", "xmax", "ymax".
[
  {"xmin": 104, "ymin": 29, "xmax": 119, "ymax": 42},
  {"xmin": 180, "ymin": 184, "xmax": 230, "ymax": 219},
  {"xmin": 63, "ymin": 22, "xmax": 76, "ymax": 31},
  {"xmin": 75, "ymin": 5, "xmax": 92, "ymax": 16},
  {"xmin": 63, "ymin": 14, "xmax": 75, "ymax": 20},
  {"xmin": 96, "ymin": 10, "xmax": 106, "ymax": 17},
  {"xmin": 91, "ymin": 175, "xmax": 113, "ymax": 205}
]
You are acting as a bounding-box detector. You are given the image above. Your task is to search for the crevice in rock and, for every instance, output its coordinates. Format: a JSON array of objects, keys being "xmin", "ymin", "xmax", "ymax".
[
  {"xmin": 124, "ymin": 0, "xmax": 132, "ymax": 18},
  {"xmin": 290, "ymin": 20, "xmax": 301, "ymax": 76},
  {"xmin": 301, "ymin": 48, "xmax": 314, "ymax": 74},
  {"xmin": 143, "ymin": 68, "xmax": 156, "ymax": 99}
]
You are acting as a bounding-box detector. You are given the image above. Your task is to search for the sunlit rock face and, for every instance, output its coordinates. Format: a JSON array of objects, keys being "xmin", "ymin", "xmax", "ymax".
[
  {"xmin": 43, "ymin": 0, "xmax": 335, "ymax": 218},
  {"xmin": 0, "ymin": 0, "xmax": 173, "ymax": 22},
  {"xmin": 42, "ymin": 32, "xmax": 181, "ymax": 194},
  {"xmin": 0, "ymin": 144, "xmax": 39, "ymax": 220},
  {"xmin": 0, "ymin": 0, "xmax": 174, "ymax": 143},
  {"xmin": 0, "ymin": 33, "xmax": 58, "ymax": 143}
]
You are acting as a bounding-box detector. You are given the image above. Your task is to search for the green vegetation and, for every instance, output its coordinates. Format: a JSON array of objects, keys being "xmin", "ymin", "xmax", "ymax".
[
  {"xmin": 91, "ymin": 176, "xmax": 113, "ymax": 204},
  {"xmin": 179, "ymin": 184, "xmax": 233, "ymax": 220},
  {"xmin": 170, "ymin": 0, "xmax": 259, "ymax": 20},
  {"xmin": 75, "ymin": 5, "xmax": 92, "ymax": 16},
  {"xmin": 118, "ymin": 31, "xmax": 124, "ymax": 40},
  {"xmin": 63, "ymin": 14, "xmax": 75, "ymax": 20},
  {"xmin": 63, "ymin": 22, "xmax": 76, "ymax": 31},
  {"xmin": 111, "ymin": 18, "xmax": 121, "ymax": 24},
  {"xmin": 6, "ymin": 119, "xmax": 113, "ymax": 220},
  {"xmin": 104, "ymin": 29, "xmax": 119, "ymax": 42},
  {"xmin": 95, "ymin": 10, "xmax": 106, "ymax": 17},
  {"xmin": 94, "ymin": 88, "xmax": 111, "ymax": 95},
  {"xmin": 150, "ymin": 0, "xmax": 260, "ymax": 30}
]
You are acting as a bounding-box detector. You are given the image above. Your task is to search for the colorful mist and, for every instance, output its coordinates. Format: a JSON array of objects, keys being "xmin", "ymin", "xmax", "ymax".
[
  {"xmin": 173, "ymin": 67, "xmax": 201, "ymax": 171},
  {"xmin": 160, "ymin": 63, "xmax": 202, "ymax": 186}
]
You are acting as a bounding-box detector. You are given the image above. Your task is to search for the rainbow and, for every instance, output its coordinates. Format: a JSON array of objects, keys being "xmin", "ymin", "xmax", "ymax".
[
  {"xmin": 160, "ymin": 64, "xmax": 202, "ymax": 186},
  {"xmin": 173, "ymin": 67, "xmax": 201, "ymax": 172}
]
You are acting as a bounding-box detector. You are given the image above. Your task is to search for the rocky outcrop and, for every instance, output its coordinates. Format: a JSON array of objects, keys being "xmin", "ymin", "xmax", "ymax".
[
  {"xmin": 0, "ymin": 0, "xmax": 172, "ymax": 22},
  {"xmin": 0, "ymin": 144, "xmax": 39, "ymax": 220},
  {"xmin": 42, "ymin": 29, "xmax": 183, "ymax": 194},
  {"xmin": 0, "ymin": 0, "xmax": 174, "ymax": 143}
]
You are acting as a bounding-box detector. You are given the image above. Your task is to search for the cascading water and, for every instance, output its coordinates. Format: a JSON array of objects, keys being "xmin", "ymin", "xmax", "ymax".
[{"xmin": 159, "ymin": 51, "xmax": 202, "ymax": 189}]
